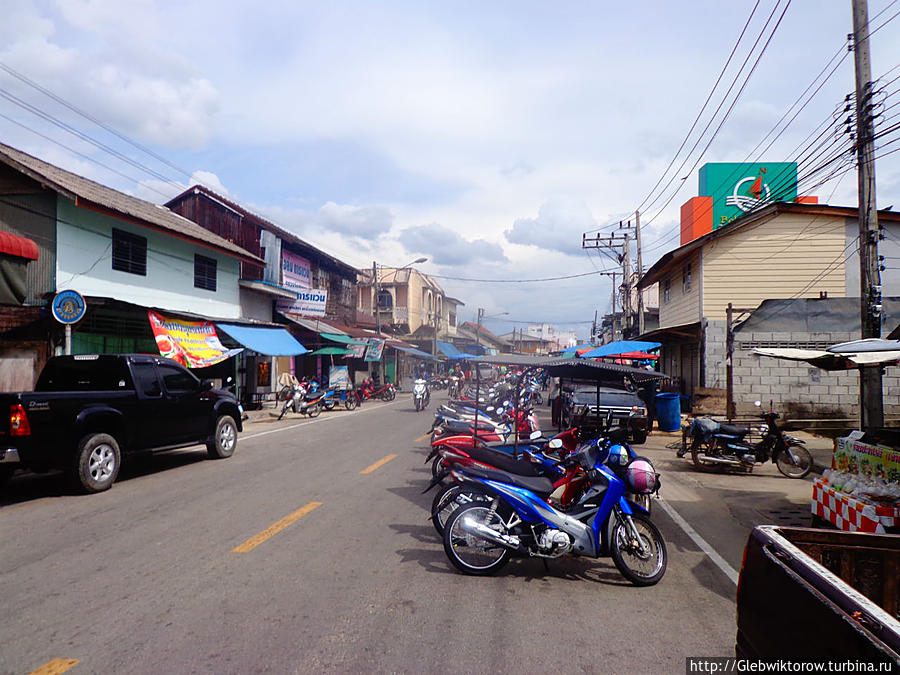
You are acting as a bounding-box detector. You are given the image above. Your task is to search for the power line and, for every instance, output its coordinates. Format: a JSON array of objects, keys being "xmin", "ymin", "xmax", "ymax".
[
  {"xmin": 426, "ymin": 268, "xmax": 617, "ymax": 283},
  {"xmin": 0, "ymin": 61, "xmax": 195, "ymax": 182},
  {"xmin": 632, "ymin": 0, "xmax": 763, "ymax": 216}
]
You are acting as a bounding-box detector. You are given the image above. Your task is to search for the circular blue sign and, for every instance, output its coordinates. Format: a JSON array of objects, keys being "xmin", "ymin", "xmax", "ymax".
[{"xmin": 51, "ymin": 290, "xmax": 87, "ymax": 325}]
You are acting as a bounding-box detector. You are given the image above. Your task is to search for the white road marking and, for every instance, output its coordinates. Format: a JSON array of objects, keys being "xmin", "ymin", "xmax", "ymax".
[
  {"xmin": 242, "ymin": 400, "xmax": 400, "ymax": 441},
  {"xmin": 656, "ymin": 497, "xmax": 740, "ymax": 585}
]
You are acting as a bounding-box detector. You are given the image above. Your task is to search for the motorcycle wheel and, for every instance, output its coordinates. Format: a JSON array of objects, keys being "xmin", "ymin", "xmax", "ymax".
[
  {"xmin": 431, "ymin": 455, "xmax": 446, "ymax": 481},
  {"xmin": 307, "ymin": 403, "xmax": 321, "ymax": 418},
  {"xmin": 415, "ymin": 397, "xmax": 422, "ymax": 412},
  {"xmin": 387, "ymin": 388, "xmax": 396, "ymax": 401},
  {"xmin": 690, "ymin": 437, "xmax": 708, "ymax": 470},
  {"xmin": 443, "ymin": 503, "xmax": 511, "ymax": 575},
  {"xmin": 776, "ymin": 445, "xmax": 813, "ymax": 479},
  {"xmin": 344, "ymin": 394, "xmax": 357, "ymax": 411},
  {"xmin": 277, "ymin": 403, "xmax": 289, "ymax": 420},
  {"xmin": 431, "ymin": 484, "xmax": 491, "ymax": 536},
  {"xmin": 324, "ymin": 400, "xmax": 336, "ymax": 410},
  {"xmin": 610, "ymin": 512, "xmax": 667, "ymax": 586}
]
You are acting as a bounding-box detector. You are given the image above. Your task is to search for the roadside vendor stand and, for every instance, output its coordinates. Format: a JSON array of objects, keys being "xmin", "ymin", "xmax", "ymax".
[{"xmin": 755, "ymin": 338, "xmax": 900, "ymax": 533}]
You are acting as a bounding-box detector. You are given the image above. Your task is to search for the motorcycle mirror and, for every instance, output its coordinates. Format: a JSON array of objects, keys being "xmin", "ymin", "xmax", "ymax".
[
  {"xmin": 754, "ymin": 400, "xmax": 762, "ymax": 407},
  {"xmin": 529, "ymin": 430, "xmax": 542, "ymax": 440},
  {"xmin": 548, "ymin": 438, "xmax": 563, "ymax": 449},
  {"xmin": 486, "ymin": 406, "xmax": 494, "ymax": 412}
]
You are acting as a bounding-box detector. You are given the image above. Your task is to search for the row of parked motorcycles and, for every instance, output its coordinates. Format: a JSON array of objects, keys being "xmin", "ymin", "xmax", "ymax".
[
  {"xmin": 277, "ymin": 377, "xmax": 396, "ymax": 419},
  {"xmin": 421, "ymin": 376, "xmax": 668, "ymax": 586}
]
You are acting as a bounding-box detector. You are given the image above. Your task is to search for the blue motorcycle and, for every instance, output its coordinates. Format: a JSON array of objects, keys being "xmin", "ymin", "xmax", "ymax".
[{"xmin": 441, "ymin": 439, "xmax": 667, "ymax": 586}]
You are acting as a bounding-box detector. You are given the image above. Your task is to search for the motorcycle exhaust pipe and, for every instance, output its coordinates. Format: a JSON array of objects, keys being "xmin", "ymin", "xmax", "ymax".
[
  {"xmin": 457, "ymin": 514, "xmax": 523, "ymax": 551},
  {"xmin": 697, "ymin": 454, "xmax": 744, "ymax": 467}
]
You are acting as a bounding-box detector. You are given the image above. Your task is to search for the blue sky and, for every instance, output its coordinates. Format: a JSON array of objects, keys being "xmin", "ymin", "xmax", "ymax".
[{"xmin": 2, "ymin": 1, "xmax": 899, "ymax": 338}]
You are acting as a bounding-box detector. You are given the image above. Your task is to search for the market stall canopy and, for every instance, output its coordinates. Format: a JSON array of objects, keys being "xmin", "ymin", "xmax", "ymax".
[
  {"xmin": 472, "ymin": 353, "xmax": 665, "ymax": 382},
  {"xmin": 754, "ymin": 340, "xmax": 900, "ymax": 370},
  {"xmin": 320, "ymin": 332, "xmax": 368, "ymax": 346},
  {"xmin": 308, "ymin": 346, "xmax": 356, "ymax": 356},
  {"xmin": 393, "ymin": 345, "xmax": 441, "ymax": 361},
  {"xmin": 827, "ymin": 338, "xmax": 900, "ymax": 354},
  {"xmin": 579, "ymin": 340, "xmax": 661, "ymax": 359},
  {"xmin": 217, "ymin": 323, "xmax": 308, "ymax": 356},
  {"xmin": 559, "ymin": 343, "xmax": 597, "ymax": 354},
  {"xmin": 436, "ymin": 341, "xmax": 462, "ymax": 358}
]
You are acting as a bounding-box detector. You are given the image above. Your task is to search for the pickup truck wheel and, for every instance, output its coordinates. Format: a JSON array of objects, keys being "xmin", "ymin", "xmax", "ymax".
[
  {"xmin": 0, "ymin": 465, "xmax": 15, "ymax": 490},
  {"xmin": 73, "ymin": 433, "xmax": 120, "ymax": 493},
  {"xmin": 207, "ymin": 416, "xmax": 238, "ymax": 459}
]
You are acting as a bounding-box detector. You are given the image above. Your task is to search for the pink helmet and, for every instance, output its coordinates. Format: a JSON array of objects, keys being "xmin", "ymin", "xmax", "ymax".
[{"xmin": 625, "ymin": 458, "xmax": 659, "ymax": 494}]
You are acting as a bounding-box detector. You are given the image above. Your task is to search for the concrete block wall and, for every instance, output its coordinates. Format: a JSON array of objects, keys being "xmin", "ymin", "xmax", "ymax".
[
  {"xmin": 730, "ymin": 329, "xmax": 900, "ymax": 419},
  {"xmin": 704, "ymin": 320, "xmax": 727, "ymax": 389}
]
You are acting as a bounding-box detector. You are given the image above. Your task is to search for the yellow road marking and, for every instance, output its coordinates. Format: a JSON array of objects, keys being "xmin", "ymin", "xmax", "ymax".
[
  {"xmin": 28, "ymin": 659, "xmax": 79, "ymax": 675},
  {"xmin": 414, "ymin": 433, "xmax": 431, "ymax": 442},
  {"xmin": 360, "ymin": 454, "xmax": 398, "ymax": 474},
  {"xmin": 231, "ymin": 502, "xmax": 322, "ymax": 553}
]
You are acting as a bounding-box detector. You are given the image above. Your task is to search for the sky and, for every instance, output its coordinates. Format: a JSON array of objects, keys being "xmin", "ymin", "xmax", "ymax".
[{"xmin": 1, "ymin": 0, "xmax": 899, "ymax": 340}]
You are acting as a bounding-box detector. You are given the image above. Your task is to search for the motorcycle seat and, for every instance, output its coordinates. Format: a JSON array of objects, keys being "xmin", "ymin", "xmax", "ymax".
[
  {"xmin": 457, "ymin": 464, "xmax": 554, "ymax": 496},
  {"xmin": 717, "ymin": 424, "xmax": 749, "ymax": 437},
  {"xmin": 465, "ymin": 446, "xmax": 542, "ymax": 477}
]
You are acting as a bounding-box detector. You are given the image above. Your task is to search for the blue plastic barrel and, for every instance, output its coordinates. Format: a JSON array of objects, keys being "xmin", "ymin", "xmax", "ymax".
[{"xmin": 655, "ymin": 393, "xmax": 681, "ymax": 432}]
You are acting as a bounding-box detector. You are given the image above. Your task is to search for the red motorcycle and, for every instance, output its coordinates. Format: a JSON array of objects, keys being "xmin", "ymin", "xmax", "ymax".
[
  {"xmin": 430, "ymin": 408, "xmax": 540, "ymax": 449},
  {"xmin": 369, "ymin": 381, "xmax": 396, "ymax": 401}
]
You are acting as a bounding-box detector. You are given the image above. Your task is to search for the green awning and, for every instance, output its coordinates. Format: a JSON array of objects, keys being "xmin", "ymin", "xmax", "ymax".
[
  {"xmin": 321, "ymin": 332, "xmax": 368, "ymax": 346},
  {"xmin": 308, "ymin": 346, "xmax": 356, "ymax": 356}
]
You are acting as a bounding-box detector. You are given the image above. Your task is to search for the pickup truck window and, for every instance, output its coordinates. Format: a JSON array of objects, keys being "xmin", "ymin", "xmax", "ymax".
[
  {"xmin": 36, "ymin": 357, "xmax": 133, "ymax": 392},
  {"xmin": 157, "ymin": 364, "xmax": 199, "ymax": 393},
  {"xmin": 132, "ymin": 363, "xmax": 162, "ymax": 397}
]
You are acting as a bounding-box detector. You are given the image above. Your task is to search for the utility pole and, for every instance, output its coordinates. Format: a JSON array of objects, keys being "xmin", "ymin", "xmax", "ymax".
[
  {"xmin": 372, "ymin": 261, "xmax": 385, "ymax": 384},
  {"xmin": 622, "ymin": 227, "xmax": 632, "ymax": 336},
  {"xmin": 635, "ymin": 210, "xmax": 645, "ymax": 335},
  {"xmin": 583, "ymin": 227, "xmax": 631, "ymax": 342},
  {"xmin": 476, "ymin": 308, "xmax": 483, "ymax": 349},
  {"xmin": 852, "ymin": 0, "xmax": 884, "ymax": 429},
  {"xmin": 610, "ymin": 271, "xmax": 617, "ymax": 341}
]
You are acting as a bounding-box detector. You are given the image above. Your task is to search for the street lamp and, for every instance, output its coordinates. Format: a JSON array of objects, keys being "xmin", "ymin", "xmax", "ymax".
[
  {"xmin": 372, "ymin": 257, "xmax": 428, "ymax": 337},
  {"xmin": 476, "ymin": 308, "xmax": 509, "ymax": 350}
]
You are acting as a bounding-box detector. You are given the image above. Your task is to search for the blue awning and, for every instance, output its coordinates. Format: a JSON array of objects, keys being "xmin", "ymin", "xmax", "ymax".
[
  {"xmin": 436, "ymin": 341, "xmax": 461, "ymax": 358},
  {"xmin": 217, "ymin": 324, "xmax": 308, "ymax": 356},
  {"xmin": 580, "ymin": 340, "xmax": 661, "ymax": 359},
  {"xmin": 393, "ymin": 345, "xmax": 441, "ymax": 361}
]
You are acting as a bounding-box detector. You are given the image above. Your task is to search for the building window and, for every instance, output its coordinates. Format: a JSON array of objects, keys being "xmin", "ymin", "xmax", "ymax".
[
  {"xmin": 377, "ymin": 289, "xmax": 393, "ymax": 309},
  {"xmin": 112, "ymin": 228, "xmax": 147, "ymax": 276},
  {"xmin": 194, "ymin": 254, "xmax": 217, "ymax": 291},
  {"xmin": 682, "ymin": 263, "xmax": 692, "ymax": 293},
  {"xmin": 663, "ymin": 279, "xmax": 671, "ymax": 304}
]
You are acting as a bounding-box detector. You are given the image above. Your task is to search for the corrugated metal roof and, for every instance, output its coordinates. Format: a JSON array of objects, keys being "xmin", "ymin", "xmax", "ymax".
[
  {"xmin": 0, "ymin": 143, "xmax": 261, "ymax": 264},
  {"xmin": 167, "ymin": 185, "xmax": 357, "ymax": 275}
]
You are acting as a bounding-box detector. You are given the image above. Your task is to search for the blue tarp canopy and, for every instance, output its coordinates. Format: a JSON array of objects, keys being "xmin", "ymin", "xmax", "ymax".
[
  {"xmin": 579, "ymin": 340, "xmax": 661, "ymax": 359},
  {"xmin": 217, "ymin": 324, "xmax": 308, "ymax": 356},
  {"xmin": 560, "ymin": 343, "xmax": 596, "ymax": 353},
  {"xmin": 436, "ymin": 341, "xmax": 461, "ymax": 358},
  {"xmin": 393, "ymin": 345, "xmax": 441, "ymax": 361}
]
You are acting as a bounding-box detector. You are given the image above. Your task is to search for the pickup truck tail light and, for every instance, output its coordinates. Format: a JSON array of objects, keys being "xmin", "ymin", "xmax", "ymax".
[{"xmin": 10, "ymin": 404, "xmax": 31, "ymax": 436}]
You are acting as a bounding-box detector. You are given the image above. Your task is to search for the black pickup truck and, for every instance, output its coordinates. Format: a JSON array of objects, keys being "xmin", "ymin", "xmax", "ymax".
[
  {"xmin": 736, "ymin": 525, "xmax": 900, "ymax": 666},
  {"xmin": 0, "ymin": 354, "xmax": 244, "ymax": 494}
]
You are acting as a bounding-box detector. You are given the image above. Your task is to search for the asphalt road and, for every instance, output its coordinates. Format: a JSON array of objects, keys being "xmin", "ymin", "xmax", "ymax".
[{"xmin": 0, "ymin": 392, "xmax": 824, "ymax": 675}]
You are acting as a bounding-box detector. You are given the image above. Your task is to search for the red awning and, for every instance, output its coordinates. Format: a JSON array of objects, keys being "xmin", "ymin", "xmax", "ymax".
[{"xmin": 0, "ymin": 231, "xmax": 39, "ymax": 260}]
